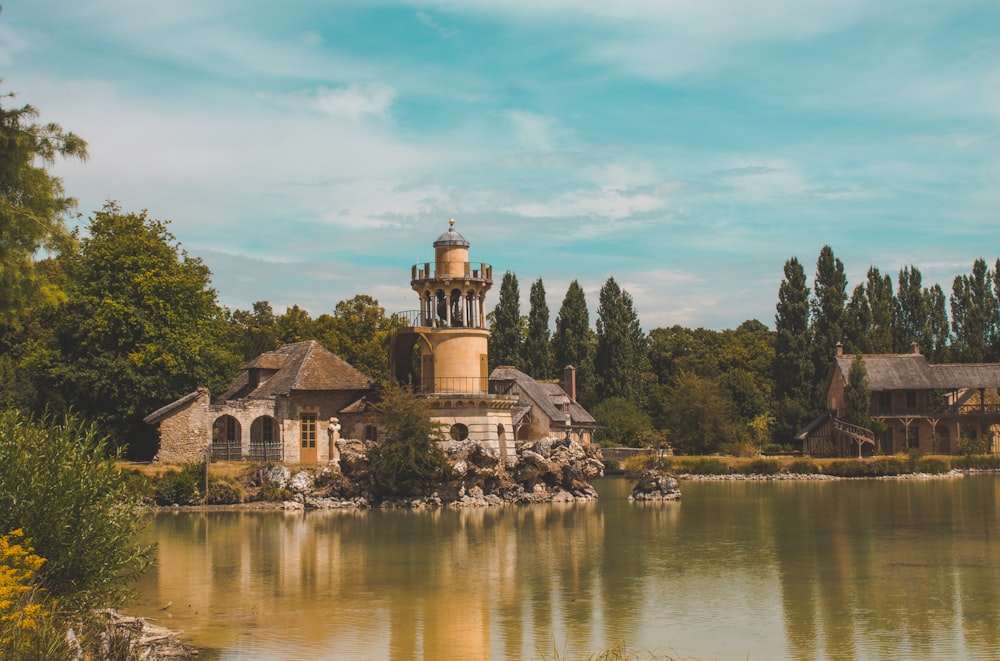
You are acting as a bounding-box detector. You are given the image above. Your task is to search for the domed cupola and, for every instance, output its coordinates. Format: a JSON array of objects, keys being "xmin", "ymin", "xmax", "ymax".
[{"xmin": 433, "ymin": 219, "xmax": 470, "ymax": 248}]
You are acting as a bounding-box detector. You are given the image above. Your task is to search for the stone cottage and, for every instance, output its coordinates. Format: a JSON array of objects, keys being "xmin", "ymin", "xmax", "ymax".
[{"xmin": 145, "ymin": 340, "xmax": 375, "ymax": 463}]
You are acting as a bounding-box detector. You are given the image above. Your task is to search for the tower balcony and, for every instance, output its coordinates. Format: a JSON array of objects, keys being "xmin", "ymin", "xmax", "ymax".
[{"xmin": 411, "ymin": 261, "xmax": 493, "ymax": 284}]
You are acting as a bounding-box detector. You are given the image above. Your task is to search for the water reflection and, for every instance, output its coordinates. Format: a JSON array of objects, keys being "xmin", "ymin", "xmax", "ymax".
[{"xmin": 133, "ymin": 477, "xmax": 1000, "ymax": 660}]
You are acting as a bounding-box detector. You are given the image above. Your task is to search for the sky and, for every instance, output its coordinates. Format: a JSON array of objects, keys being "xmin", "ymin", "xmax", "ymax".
[{"xmin": 3, "ymin": 1, "xmax": 1000, "ymax": 330}]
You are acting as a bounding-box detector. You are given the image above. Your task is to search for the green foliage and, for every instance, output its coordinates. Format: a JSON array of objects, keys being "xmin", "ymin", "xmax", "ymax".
[
  {"xmin": 736, "ymin": 458, "xmax": 781, "ymax": 475},
  {"xmin": 595, "ymin": 277, "xmax": 649, "ymax": 404},
  {"xmin": 552, "ymin": 280, "xmax": 596, "ymax": 405},
  {"xmin": 0, "ymin": 89, "xmax": 88, "ymax": 327},
  {"xmin": 845, "ymin": 354, "xmax": 871, "ymax": 428},
  {"xmin": 950, "ymin": 258, "xmax": 999, "ymax": 362},
  {"xmin": 36, "ymin": 202, "xmax": 239, "ymax": 458},
  {"xmin": 205, "ymin": 478, "xmax": 243, "ymax": 505},
  {"xmin": 951, "ymin": 454, "xmax": 1000, "ymax": 470},
  {"xmin": 810, "ymin": 246, "xmax": 847, "ymax": 406},
  {"xmin": 367, "ymin": 386, "xmax": 449, "ymax": 497},
  {"xmin": 152, "ymin": 463, "xmax": 204, "ymax": 505},
  {"xmin": 914, "ymin": 456, "xmax": 951, "ymax": 475},
  {"xmin": 0, "ymin": 411, "xmax": 150, "ymax": 611},
  {"xmin": 672, "ymin": 457, "xmax": 730, "ymax": 475},
  {"xmin": 489, "ymin": 271, "xmax": 524, "ymax": 370},
  {"xmin": 658, "ymin": 371, "xmax": 738, "ymax": 455},
  {"xmin": 317, "ymin": 294, "xmax": 401, "ymax": 385},
  {"xmin": 786, "ymin": 459, "xmax": 819, "ymax": 474},
  {"xmin": 773, "ymin": 256, "xmax": 813, "ymax": 441},
  {"xmin": 592, "ymin": 397, "xmax": 652, "ymax": 447},
  {"xmin": 226, "ymin": 300, "xmax": 280, "ymax": 361},
  {"xmin": 522, "ymin": 278, "xmax": 554, "ymax": 379},
  {"xmin": 821, "ymin": 457, "xmax": 911, "ymax": 477}
]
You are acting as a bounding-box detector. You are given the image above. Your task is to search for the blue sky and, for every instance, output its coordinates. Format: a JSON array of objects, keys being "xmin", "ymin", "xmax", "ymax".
[{"xmin": 3, "ymin": 1, "xmax": 999, "ymax": 330}]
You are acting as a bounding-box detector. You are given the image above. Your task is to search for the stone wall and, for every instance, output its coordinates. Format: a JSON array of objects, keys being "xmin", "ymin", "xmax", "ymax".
[{"xmin": 153, "ymin": 390, "xmax": 211, "ymax": 463}]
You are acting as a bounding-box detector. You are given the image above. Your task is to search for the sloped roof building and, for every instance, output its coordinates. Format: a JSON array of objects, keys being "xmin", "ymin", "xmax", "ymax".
[{"xmin": 146, "ymin": 341, "xmax": 375, "ymax": 463}]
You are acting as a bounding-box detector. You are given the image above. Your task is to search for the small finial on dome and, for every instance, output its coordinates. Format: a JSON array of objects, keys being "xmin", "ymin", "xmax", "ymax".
[{"xmin": 449, "ymin": 217, "xmax": 455, "ymax": 228}]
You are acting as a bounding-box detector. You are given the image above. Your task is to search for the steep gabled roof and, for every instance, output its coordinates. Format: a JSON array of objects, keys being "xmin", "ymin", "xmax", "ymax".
[
  {"xmin": 217, "ymin": 341, "xmax": 374, "ymax": 401},
  {"xmin": 490, "ymin": 366, "xmax": 596, "ymax": 427},
  {"xmin": 833, "ymin": 353, "xmax": 1000, "ymax": 391},
  {"xmin": 143, "ymin": 388, "xmax": 208, "ymax": 425}
]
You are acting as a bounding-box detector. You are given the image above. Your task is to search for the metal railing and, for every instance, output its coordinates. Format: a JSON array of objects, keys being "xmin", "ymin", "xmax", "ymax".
[
  {"xmin": 393, "ymin": 309, "xmax": 490, "ymax": 330},
  {"xmin": 248, "ymin": 440, "xmax": 283, "ymax": 462},
  {"xmin": 832, "ymin": 418, "xmax": 876, "ymax": 445},
  {"xmin": 416, "ymin": 377, "xmax": 519, "ymax": 398},
  {"xmin": 411, "ymin": 261, "xmax": 493, "ymax": 283}
]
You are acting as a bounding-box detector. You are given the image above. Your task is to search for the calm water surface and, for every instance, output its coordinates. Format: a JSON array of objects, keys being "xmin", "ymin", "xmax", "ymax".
[{"xmin": 131, "ymin": 476, "xmax": 1000, "ymax": 660}]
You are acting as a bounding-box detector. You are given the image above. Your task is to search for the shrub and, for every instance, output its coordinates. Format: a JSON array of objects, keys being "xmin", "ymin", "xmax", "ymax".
[
  {"xmin": 674, "ymin": 457, "xmax": 729, "ymax": 475},
  {"xmin": 915, "ymin": 457, "xmax": 951, "ymax": 475},
  {"xmin": 205, "ymin": 479, "xmax": 243, "ymax": 505},
  {"xmin": 368, "ymin": 386, "xmax": 449, "ymax": 497},
  {"xmin": 0, "ymin": 529, "xmax": 69, "ymax": 660},
  {"xmin": 785, "ymin": 459, "xmax": 819, "ymax": 475},
  {"xmin": 153, "ymin": 463, "xmax": 203, "ymax": 505},
  {"xmin": 0, "ymin": 411, "xmax": 150, "ymax": 612},
  {"xmin": 736, "ymin": 458, "xmax": 781, "ymax": 475},
  {"xmin": 951, "ymin": 454, "xmax": 1000, "ymax": 470},
  {"xmin": 822, "ymin": 457, "xmax": 911, "ymax": 478}
]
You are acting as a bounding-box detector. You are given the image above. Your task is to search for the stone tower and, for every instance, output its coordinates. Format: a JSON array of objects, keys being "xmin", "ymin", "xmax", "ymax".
[{"xmin": 389, "ymin": 220, "xmax": 518, "ymax": 462}]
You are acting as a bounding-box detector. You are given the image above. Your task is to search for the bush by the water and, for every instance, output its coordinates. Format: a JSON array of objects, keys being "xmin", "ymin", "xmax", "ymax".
[
  {"xmin": 673, "ymin": 457, "xmax": 729, "ymax": 475},
  {"xmin": 735, "ymin": 458, "xmax": 781, "ymax": 475},
  {"xmin": 914, "ymin": 456, "xmax": 951, "ymax": 474},
  {"xmin": 153, "ymin": 463, "xmax": 204, "ymax": 505},
  {"xmin": 0, "ymin": 411, "xmax": 150, "ymax": 613},
  {"xmin": 206, "ymin": 478, "xmax": 244, "ymax": 504},
  {"xmin": 822, "ymin": 457, "xmax": 911, "ymax": 478},
  {"xmin": 952, "ymin": 454, "xmax": 1000, "ymax": 470},
  {"xmin": 786, "ymin": 459, "xmax": 819, "ymax": 474}
]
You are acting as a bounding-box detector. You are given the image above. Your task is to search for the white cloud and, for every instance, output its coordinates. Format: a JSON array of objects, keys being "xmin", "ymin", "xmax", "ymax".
[{"xmin": 311, "ymin": 83, "xmax": 397, "ymax": 119}]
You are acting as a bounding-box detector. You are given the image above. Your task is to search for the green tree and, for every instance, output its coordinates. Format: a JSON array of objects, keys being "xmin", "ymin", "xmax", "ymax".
[
  {"xmin": 926, "ymin": 283, "xmax": 950, "ymax": 362},
  {"xmin": 38, "ymin": 203, "xmax": 238, "ymax": 458},
  {"xmin": 844, "ymin": 354, "xmax": 871, "ymax": 428},
  {"xmin": 489, "ymin": 271, "xmax": 524, "ymax": 370},
  {"xmin": 842, "ymin": 283, "xmax": 871, "ymax": 354},
  {"xmin": 522, "ymin": 278, "xmax": 553, "ymax": 379},
  {"xmin": 595, "ymin": 277, "xmax": 648, "ymax": 404},
  {"xmin": 950, "ymin": 258, "xmax": 998, "ymax": 362},
  {"xmin": 316, "ymin": 294, "xmax": 399, "ymax": 384},
  {"xmin": 591, "ymin": 396, "xmax": 652, "ymax": 447},
  {"xmin": 809, "ymin": 246, "xmax": 847, "ymax": 400},
  {"xmin": 0, "ymin": 410, "xmax": 150, "ymax": 611},
  {"xmin": 773, "ymin": 257, "xmax": 812, "ymax": 441},
  {"xmin": 367, "ymin": 386, "xmax": 448, "ymax": 497},
  {"xmin": 276, "ymin": 304, "xmax": 315, "ymax": 345},
  {"xmin": 661, "ymin": 371, "xmax": 738, "ymax": 455},
  {"xmin": 0, "ymin": 90, "xmax": 88, "ymax": 327},
  {"xmin": 227, "ymin": 300, "xmax": 279, "ymax": 360},
  {"xmin": 552, "ymin": 280, "xmax": 596, "ymax": 404},
  {"xmin": 866, "ymin": 267, "xmax": 895, "ymax": 353}
]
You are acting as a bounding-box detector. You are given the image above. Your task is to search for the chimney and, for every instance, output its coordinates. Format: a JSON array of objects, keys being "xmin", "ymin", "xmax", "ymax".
[
  {"xmin": 562, "ymin": 365, "xmax": 577, "ymax": 401},
  {"xmin": 835, "ymin": 342, "xmax": 843, "ymax": 357},
  {"xmin": 911, "ymin": 341, "xmax": 920, "ymax": 355}
]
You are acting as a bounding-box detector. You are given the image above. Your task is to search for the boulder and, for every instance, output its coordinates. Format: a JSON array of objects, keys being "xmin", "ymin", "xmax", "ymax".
[{"xmin": 629, "ymin": 469, "xmax": 681, "ymax": 501}]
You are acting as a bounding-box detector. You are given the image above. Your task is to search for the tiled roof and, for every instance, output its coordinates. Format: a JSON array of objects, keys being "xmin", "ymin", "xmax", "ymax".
[
  {"xmin": 834, "ymin": 353, "xmax": 1000, "ymax": 391},
  {"xmin": 143, "ymin": 388, "xmax": 208, "ymax": 425},
  {"xmin": 490, "ymin": 366, "xmax": 596, "ymax": 427},
  {"xmin": 217, "ymin": 341, "xmax": 374, "ymax": 402}
]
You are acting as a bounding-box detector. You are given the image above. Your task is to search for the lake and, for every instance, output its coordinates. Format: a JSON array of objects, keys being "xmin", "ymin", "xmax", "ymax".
[{"xmin": 130, "ymin": 475, "xmax": 1000, "ymax": 660}]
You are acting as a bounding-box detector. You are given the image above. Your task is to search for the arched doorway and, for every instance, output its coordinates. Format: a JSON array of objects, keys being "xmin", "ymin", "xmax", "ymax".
[
  {"xmin": 250, "ymin": 415, "xmax": 280, "ymax": 461},
  {"xmin": 212, "ymin": 415, "xmax": 242, "ymax": 460}
]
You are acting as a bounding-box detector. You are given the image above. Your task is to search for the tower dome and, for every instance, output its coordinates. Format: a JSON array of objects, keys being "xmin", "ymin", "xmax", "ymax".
[{"xmin": 433, "ymin": 218, "xmax": 470, "ymax": 247}]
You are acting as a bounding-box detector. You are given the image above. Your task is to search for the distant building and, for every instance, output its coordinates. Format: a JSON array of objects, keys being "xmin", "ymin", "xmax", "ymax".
[
  {"xmin": 145, "ymin": 341, "xmax": 374, "ymax": 463},
  {"xmin": 796, "ymin": 343, "xmax": 1000, "ymax": 456},
  {"xmin": 147, "ymin": 220, "xmax": 595, "ymax": 464}
]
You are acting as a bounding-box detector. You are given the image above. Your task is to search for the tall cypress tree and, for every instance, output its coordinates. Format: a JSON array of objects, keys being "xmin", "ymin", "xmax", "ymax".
[
  {"xmin": 845, "ymin": 354, "xmax": 871, "ymax": 429},
  {"xmin": 522, "ymin": 278, "xmax": 554, "ymax": 379},
  {"xmin": 866, "ymin": 267, "xmax": 895, "ymax": 353},
  {"xmin": 950, "ymin": 258, "xmax": 998, "ymax": 362},
  {"xmin": 926, "ymin": 284, "xmax": 950, "ymax": 362},
  {"xmin": 842, "ymin": 284, "xmax": 870, "ymax": 355},
  {"xmin": 894, "ymin": 265, "xmax": 929, "ymax": 353},
  {"xmin": 773, "ymin": 257, "xmax": 813, "ymax": 441},
  {"xmin": 595, "ymin": 277, "xmax": 648, "ymax": 404},
  {"xmin": 809, "ymin": 245, "xmax": 847, "ymax": 406},
  {"xmin": 489, "ymin": 270, "xmax": 523, "ymax": 370},
  {"xmin": 552, "ymin": 280, "xmax": 596, "ymax": 404}
]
